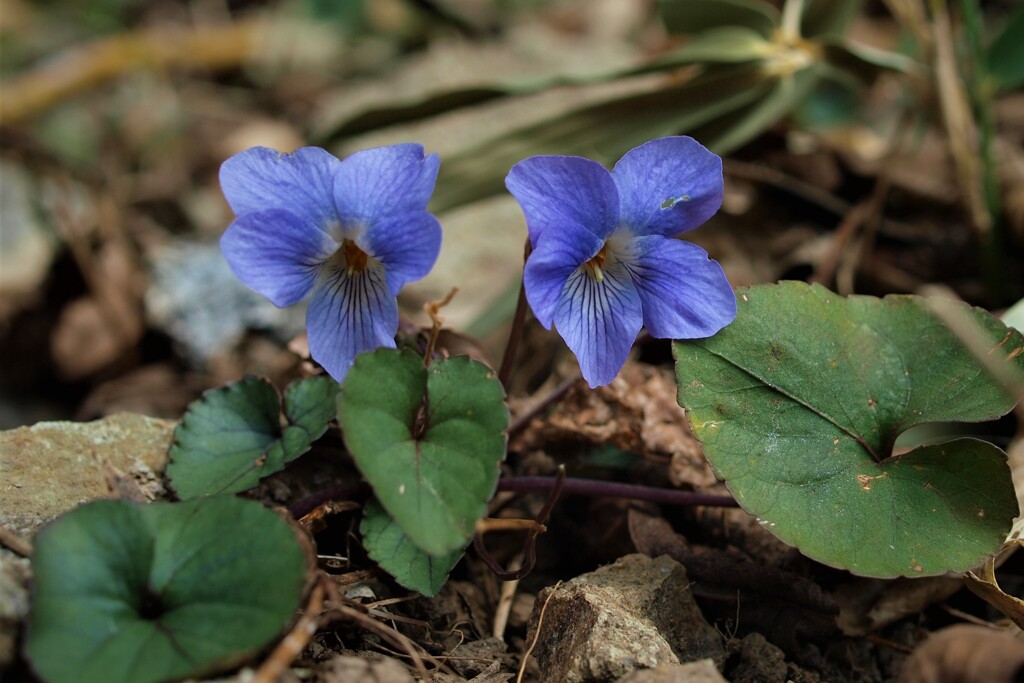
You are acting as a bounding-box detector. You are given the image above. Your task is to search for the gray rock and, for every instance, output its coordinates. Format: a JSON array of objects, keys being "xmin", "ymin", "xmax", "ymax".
[
  {"xmin": 145, "ymin": 240, "xmax": 304, "ymax": 365},
  {"xmin": 528, "ymin": 554, "xmax": 725, "ymax": 682}
]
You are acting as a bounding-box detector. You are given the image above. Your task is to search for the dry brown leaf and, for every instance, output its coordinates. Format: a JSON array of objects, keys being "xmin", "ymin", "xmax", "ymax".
[
  {"xmin": 513, "ymin": 364, "xmax": 716, "ymax": 489},
  {"xmin": 834, "ymin": 576, "xmax": 963, "ymax": 636},
  {"xmin": 965, "ymin": 554, "xmax": 1024, "ymax": 631},
  {"xmin": 899, "ymin": 624, "xmax": 1024, "ymax": 683}
]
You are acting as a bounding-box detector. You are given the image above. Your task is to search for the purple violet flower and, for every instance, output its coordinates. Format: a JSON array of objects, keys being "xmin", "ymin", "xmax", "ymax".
[
  {"xmin": 506, "ymin": 136, "xmax": 736, "ymax": 387},
  {"xmin": 219, "ymin": 144, "xmax": 441, "ymax": 382}
]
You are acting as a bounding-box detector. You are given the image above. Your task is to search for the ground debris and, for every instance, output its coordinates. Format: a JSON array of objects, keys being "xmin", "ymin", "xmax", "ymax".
[
  {"xmin": 627, "ymin": 507, "xmax": 837, "ymax": 657},
  {"xmin": 316, "ymin": 654, "xmax": 416, "ymax": 682}
]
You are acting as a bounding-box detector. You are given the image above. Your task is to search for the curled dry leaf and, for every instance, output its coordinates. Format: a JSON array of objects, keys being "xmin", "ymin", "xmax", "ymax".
[
  {"xmin": 512, "ymin": 364, "xmax": 716, "ymax": 488},
  {"xmin": 899, "ymin": 624, "xmax": 1024, "ymax": 683},
  {"xmin": 964, "ymin": 553, "xmax": 1024, "ymax": 630},
  {"xmin": 834, "ymin": 575, "xmax": 963, "ymax": 636}
]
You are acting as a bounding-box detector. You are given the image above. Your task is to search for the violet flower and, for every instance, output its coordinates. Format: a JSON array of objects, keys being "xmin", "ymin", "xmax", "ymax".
[
  {"xmin": 506, "ymin": 136, "xmax": 736, "ymax": 387},
  {"xmin": 219, "ymin": 144, "xmax": 441, "ymax": 382}
]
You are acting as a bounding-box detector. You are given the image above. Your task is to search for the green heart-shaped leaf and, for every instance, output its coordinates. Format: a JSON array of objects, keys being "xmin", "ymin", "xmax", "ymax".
[
  {"xmin": 674, "ymin": 281, "xmax": 1022, "ymax": 577},
  {"xmin": 167, "ymin": 375, "xmax": 338, "ymax": 499},
  {"xmin": 26, "ymin": 497, "xmax": 310, "ymax": 683},
  {"xmin": 338, "ymin": 349, "xmax": 507, "ymax": 556},
  {"xmin": 361, "ymin": 498, "xmax": 466, "ymax": 597}
]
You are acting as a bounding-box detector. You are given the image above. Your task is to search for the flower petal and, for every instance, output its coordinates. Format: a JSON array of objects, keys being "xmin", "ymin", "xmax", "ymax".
[
  {"xmin": 553, "ymin": 261, "xmax": 643, "ymax": 388},
  {"xmin": 505, "ymin": 155, "xmax": 619, "ymax": 247},
  {"xmin": 333, "ymin": 144, "xmax": 440, "ymax": 226},
  {"xmin": 524, "ymin": 222, "xmax": 605, "ymax": 329},
  {"xmin": 220, "ymin": 209, "xmax": 338, "ymax": 307},
  {"xmin": 360, "ymin": 211, "xmax": 442, "ymax": 295},
  {"xmin": 611, "ymin": 136, "xmax": 723, "ymax": 237},
  {"xmin": 220, "ymin": 147, "xmax": 342, "ymax": 230},
  {"xmin": 623, "ymin": 235, "xmax": 736, "ymax": 339},
  {"xmin": 306, "ymin": 264, "xmax": 398, "ymax": 382}
]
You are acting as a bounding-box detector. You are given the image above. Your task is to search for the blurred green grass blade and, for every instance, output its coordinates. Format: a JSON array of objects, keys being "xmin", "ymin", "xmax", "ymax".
[
  {"xmin": 432, "ymin": 65, "xmax": 770, "ymax": 212},
  {"xmin": 317, "ymin": 35, "xmax": 771, "ymax": 145},
  {"xmin": 657, "ymin": 0, "xmax": 779, "ymax": 37},
  {"xmin": 821, "ymin": 40, "xmax": 921, "ymax": 81},
  {"xmin": 667, "ymin": 26, "xmax": 773, "ymax": 63},
  {"xmin": 987, "ymin": 8, "xmax": 1024, "ymax": 91},
  {"xmin": 801, "ymin": 0, "xmax": 862, "ymax": 38},
  {"xmin": 699, "ymin": 67, "xmax": 819, "ymax": 154}
]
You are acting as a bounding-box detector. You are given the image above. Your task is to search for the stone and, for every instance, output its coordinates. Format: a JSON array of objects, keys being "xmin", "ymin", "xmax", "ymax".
[
  {"xmin": 0, "ymin": 412, "xmax": 175, "ymax": 536},
  {"xmin": 728, "ymin": 633, "xmax": 788, "ymax": 683},
  {"xmin": 318, "ymin": 654, "xmax": 416, "ymax": 682},
  {"xmin": 528, "ymin": 554, "xmax": 724, "ymax": 682},
  {"xmin": 0, "ymin": 550, "xmax": 30, "ymax": 667},
  {"xmin": 615, "ymin": 660, "xmax": 727, "ymax": 683}
]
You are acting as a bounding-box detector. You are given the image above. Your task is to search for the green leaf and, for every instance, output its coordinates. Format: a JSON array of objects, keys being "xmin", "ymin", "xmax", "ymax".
[
  {"xmin": 167, "ymin": 375, "xmax": 338, "ymax": 499},
  {"xmin": 668, "ymin": 26, "xmax": 774, "ymax": 63},
  {"xmin": 821, "ymin": 40, "xmax": 920, "ymax": 82},
  {"xmin": 26, "ymin": 497, "xmax": 310, "ymax": 683},
  {"xmin": 988, "ymin": 8, "xmax": 1024, "ymax": 91},
  {"xmin": 432, "ymin": 65, "xmax": 771, "ymax": 212},
  {"xmin": 338, "ymin": 349, "xmax": 507, "ymax": 556},
  {"xmin": 657, "ymin": 0, "xmax": 779, "ymax": 37},
  {"xmin": 361, "ymin": 498, "xmax": 466, "ymax": 596},
  {"xmin": 700, "ymin": 67, "xmax": 821, "ymax": 154},
  {"xmin": 674, "ymin": 282, "xmax": 1022, "ymax": 577},
  {"xmin": 800, "ymin": 0, "xmax": 861, "ymax": 39}
]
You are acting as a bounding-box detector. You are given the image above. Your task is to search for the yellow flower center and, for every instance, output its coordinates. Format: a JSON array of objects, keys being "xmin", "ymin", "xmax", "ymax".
[
  {"xmin": 330, "ymin": 239, "xmax": 370, "ymax": 276},
  {"xmin": 583, "ymin": 243, "xmax": 609, "ymax": 282}
]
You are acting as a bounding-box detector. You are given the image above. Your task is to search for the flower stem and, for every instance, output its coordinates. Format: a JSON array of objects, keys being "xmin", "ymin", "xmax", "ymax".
[
  {"xmin": 287, "ymin": 472, "xmax": 735, "ymax": 521},
  {"xmin": 498, "ymin": 240, "xmax": 532, "ymax": 390},
  {"xmin": 497, "ymin": 476, "xmax": 738, "ymax": 508}
]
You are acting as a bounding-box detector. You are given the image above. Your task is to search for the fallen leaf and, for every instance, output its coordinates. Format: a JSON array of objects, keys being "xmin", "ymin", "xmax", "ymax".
[{"xmin": 899, "ymin": 624, "xmax": 1024, "ymax": 683}]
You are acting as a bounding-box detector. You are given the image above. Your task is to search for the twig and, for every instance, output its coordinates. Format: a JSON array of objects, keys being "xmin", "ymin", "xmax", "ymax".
[
  {"xmin": 0, "ymin": 19, "xmax": 266, "ymax": 123},
  {"xmin": 919, "ymin": 285, "xmax": 1024, "ymax": 422},
  {"xmin": 322, "ymin": 602, "xmax": 435, "ymax": 680},
  {"xmin": 251, "ymin": 577, "xmax": 326, "ymax": 683},
  {"xmin": 508, "ymin": 375, "xmax": 580, "ymax": 436},
  {"xmin": 497, "ymin": 476, "xmax": 739, "ymax": 508},
  {"xmin": 723, "ymin": 159, "xmax": 919, "ymax": 240},
  {"xmin": 517, "ymin": 581, "xmax": 561, "ymax": 683},
  {"xmin": 288, "ymin": 482, "xmax": 370, "ymax": 520},
  {"xmin": 492, "ymin": 551, "xmax": 524, "ymax": 641},
  {"xmin": 0, "ymin": 523, "xmax": 32, "ymax": 558},
  {"xmin": 474, "ymin": 466, "xmax": 566, "ymax": 581},
  {"xmin": 423, "ymin": 288, "xmax": 459, "ymax": 368}
]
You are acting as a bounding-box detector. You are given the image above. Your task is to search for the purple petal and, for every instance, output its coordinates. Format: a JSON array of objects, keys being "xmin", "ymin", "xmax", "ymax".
[
  {"xmin": 333, "ymin": 144, "xmax": 440, "ymax": 226},
  {"xmin": 220, "ymin": 147, "xmax": 342, "ymax": 231},
  {"xmin": 306, "ymin": 264, "xmax": 398, "ymax": 382},
  {"xmin": 524, "ymin": 222, "xmax": 605, "ymax": 329},
  {"xmin": 505, "ymin": 156, "xmax": 619, "ymax": 247},
  {"xmin": 361, "ymin": 211, "xmax": 442, "ymax": 295},
  {"xmin": 220, "ymin": 209, "xmax": 338, "ymax": 307},
  {"xmin": 553, "ymin": 261, "xmax": 643, "ymax": 388},
  {"xmin": 624, "ymin": 235, "xmax": 736, "ymax": 339},
  {"xmin": 612, "ymin": 136, "xmax": 723, "ymax": 237}
]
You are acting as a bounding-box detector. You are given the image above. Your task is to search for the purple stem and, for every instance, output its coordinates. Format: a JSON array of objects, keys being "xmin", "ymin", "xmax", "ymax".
[{"xmin": 498, "ymin": 476, "xmax": 738, "ymax": 508}]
